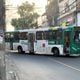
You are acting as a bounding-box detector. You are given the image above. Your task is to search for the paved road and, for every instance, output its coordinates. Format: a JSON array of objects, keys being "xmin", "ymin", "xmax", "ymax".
[{"xmin": 6, "ymin": 52, "xmax": 80, "ymax": 80}]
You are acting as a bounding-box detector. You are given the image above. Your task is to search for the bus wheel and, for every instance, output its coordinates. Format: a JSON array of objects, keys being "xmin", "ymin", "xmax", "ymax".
[
  {"xmin": 18, "ymin": 46, "xmax": 23, "ymax": 53},
  {"xmin": 52, "ymin": 48, "xmax": 59, "ymax": 56}
]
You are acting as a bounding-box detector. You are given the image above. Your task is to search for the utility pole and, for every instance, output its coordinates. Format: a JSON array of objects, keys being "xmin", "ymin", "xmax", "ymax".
[
  {"xmin": 0, "ymin": 0, "xmax": 5, "ymax": 50},
  {"xmin": 0, "ymin": 0, "xmax": 6, "ymax": 80}
]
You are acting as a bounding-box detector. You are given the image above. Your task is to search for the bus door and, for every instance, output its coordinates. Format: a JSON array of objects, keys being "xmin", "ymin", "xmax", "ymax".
[
  {"xmin": 28, "ymin": 33, "xmax": 35, "ymax": 52},
  {"xmin": 34, "ymin": 31, "xmax": 49, "ymax": 54},
  {"xmin": 63, "ymin": 31, "xmax": 71, "ymax": 53},
  {"xmin": 34, "ymin": 31, "xmax": 45, "ymax": 53}
]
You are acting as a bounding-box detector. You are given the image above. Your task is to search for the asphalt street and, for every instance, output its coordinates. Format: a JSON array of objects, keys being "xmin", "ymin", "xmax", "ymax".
[{"xmin": 6, "ymin": 52, "xmax": 80, "ymax": 80}]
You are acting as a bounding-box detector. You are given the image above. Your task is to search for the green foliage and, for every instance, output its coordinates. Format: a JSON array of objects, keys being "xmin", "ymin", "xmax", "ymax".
[{"xmin": 11, "ymin": 1, "xmax": 39, "ymax": 30}]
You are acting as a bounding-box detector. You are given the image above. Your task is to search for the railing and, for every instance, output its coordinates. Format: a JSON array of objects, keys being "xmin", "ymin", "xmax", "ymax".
[{"xmin": 59, "ymin": 0, "xmax": 80, "ymax": 16}]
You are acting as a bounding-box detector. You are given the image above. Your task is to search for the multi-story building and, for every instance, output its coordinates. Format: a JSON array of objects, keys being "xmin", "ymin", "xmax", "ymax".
[
  {"xmin": 46, "ymin": 0, "xmax": 59, "ymax": 26},
  {"xmin": 58, "ymin": 0, "xmax": 80, "ymax": 26}
]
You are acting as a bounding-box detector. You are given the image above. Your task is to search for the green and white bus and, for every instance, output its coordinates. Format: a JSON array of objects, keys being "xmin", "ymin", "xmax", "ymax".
[{"xmin": 5, "ymin": 26, "xmax": 80, "ymax": 56}]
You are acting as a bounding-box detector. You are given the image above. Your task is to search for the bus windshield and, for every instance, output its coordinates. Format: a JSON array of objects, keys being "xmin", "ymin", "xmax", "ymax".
[{"xmin": 74, "ymin": 30, "xmax": 80, "ymax": 43}]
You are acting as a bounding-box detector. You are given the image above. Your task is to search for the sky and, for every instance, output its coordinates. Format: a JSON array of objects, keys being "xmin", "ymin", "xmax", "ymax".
[{"xmin": 6, "ymin": 0, "xmax": 47, "ymax": 31}]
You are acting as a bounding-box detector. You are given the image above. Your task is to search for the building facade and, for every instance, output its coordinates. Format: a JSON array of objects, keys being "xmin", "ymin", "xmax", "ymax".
[{"xmin": 58, "ymin": 0, "xmax": 80, "ymax": 26}]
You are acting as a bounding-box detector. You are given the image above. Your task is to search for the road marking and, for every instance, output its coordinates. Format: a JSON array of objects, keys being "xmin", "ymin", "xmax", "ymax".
[{"xmin": 48, "ymin": 58, "xmax": 80, "ymax": 72}]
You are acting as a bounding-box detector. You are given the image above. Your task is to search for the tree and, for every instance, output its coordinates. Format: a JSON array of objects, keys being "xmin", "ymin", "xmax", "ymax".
[{"xmin": 11, "ymin": 1, "xmax": 39, "ymax": 30}]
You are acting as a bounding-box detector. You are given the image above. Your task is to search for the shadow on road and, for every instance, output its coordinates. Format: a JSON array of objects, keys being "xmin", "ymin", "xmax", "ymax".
[{"xmin": 7, "ymin": 52, "xmax": 80, "ymax": 58}]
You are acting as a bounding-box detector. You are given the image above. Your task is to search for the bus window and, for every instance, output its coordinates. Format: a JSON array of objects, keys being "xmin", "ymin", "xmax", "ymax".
[
  {"xmin": 52, "ymin": 31, "xmax": 56, "ymax": 39},
  {"xmin": 56, "ymin": 31, "xmax": 62, "ymax": 40},
  {"xmin": 48, "ymin": 31, "xmax": 56, "ymax": 40},
  {"xmin": 36, "ymin": 31, "xmax": 43, "ymax": 40},
  {"xmin": 51, "ymin": 31, "xmax": 56, "ymax": 40},
  {"xmin": 43, "ymin": 31, "xmax": 49, "ymax": 40},
  {"xmin": 74, "ymin": 31, "xmax": 80, "ymax": 43},
  {"xmin": 19, "ymin": 32, "xmax": 28, "ymax": 40},
  {"xmin": 5, "ymin": 33, "xmax": 11, "ymax": 42},
  {"xmin": 12, "ymin": 32, "xmax": 19, "ymax": 42}
]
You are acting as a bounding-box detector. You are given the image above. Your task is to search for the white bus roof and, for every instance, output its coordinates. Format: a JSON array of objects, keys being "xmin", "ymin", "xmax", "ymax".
[
  {"xmin": 19, "ymin": 28, "xmax": 36, "ymax": 33},
  {"xmin": 19, "ymin": 27, "xmax": 50, "ymax": 32},
  {"xmin": 36, "ymin": 27, "xmax": 50, "ymax": 31}
]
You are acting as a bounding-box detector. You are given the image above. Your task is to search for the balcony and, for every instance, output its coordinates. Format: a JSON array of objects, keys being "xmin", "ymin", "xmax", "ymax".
[{"xmin": 58, "ymin": 0, "xmax": 80, "ymax": 19}]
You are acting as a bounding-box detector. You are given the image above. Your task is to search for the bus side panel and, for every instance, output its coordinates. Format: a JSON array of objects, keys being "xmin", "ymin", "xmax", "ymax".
[
  {"xmin": 13, "ymin": 40, "xmax": 29, "ymax": 53},
  {"xmin": 34, "ymin": 40, "xmax": 64, "ymax": 55},
  {"xmin": 34, "ymin": 40, "xmax": 43, "ymax": 54},
  {"xmin": 34, "ymin": 40, "xmax": 52, "ymax": 54},
  {"xmin": 48, "ymin": 45, "xmax": 64, "ymax": 55},
  {"xmin": 13, "ymin": 43, "xmax": 21, "ymax": 51},
  {"xmin": 20, "ymin": 40, "xmax": 29, "ymax": 53}
]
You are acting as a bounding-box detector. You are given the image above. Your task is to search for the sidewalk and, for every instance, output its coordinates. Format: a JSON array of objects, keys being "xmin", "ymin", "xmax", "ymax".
[
  {"xmin": 0, "ymin": 51, "xmax": 20, "ymax": 80},
  {"xmin": 5, "ymin": 52, "xmax": 20, "ymax": 80},
  {"xmin": 0, "ymin": 51, "xmax": 6, "ymax": 80}
]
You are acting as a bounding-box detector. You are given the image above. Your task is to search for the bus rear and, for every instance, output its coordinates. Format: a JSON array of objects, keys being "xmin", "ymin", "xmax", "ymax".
[{"xmin": 5, "ymin": 31, "xmax": 19, "ymax": 52}]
